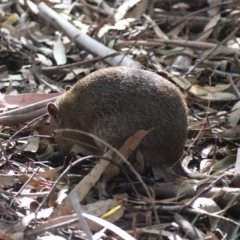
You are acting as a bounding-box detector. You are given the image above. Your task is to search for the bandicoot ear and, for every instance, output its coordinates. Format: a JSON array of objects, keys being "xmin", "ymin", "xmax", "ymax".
[
  {"xmin": 65, "ymin": 85, "xmax": 72, "ymax": 91},
  {"xmin": 47, "ymin": 103, "xmax": 61, "ymax": 122}
]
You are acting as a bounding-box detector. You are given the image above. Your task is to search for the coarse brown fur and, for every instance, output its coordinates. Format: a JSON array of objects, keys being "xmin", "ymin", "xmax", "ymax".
[{"xmin": 47, "ymin": 66, "xmax": 188, "ymax": 180}]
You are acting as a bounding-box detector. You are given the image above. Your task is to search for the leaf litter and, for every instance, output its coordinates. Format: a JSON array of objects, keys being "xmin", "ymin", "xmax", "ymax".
[{"xmin": 0, "ymin": 0, "xmax": 240, "ymax": 239}]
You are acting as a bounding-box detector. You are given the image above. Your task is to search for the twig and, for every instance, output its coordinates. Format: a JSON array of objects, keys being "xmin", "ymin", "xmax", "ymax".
[
  {"xmin": 70, "ymin": 191, "xmax": 93, "ymax": 240},
  {"xmin": 184, "ymin": 174, "xmax": 226, "ymax": 208},
  {"xmin": 7, "ymin": 113, "xmax": 48, "ymax": 145},
  {"xmin": 184, "ymin": 25, "xmax": 240, "ymax": 76},
  {"xmin": 35, "ymin": 155, "xmax": 123, "ymax": 218},
  {"xmin": 0, "ymin": 190, "xmax": 49, "ymax": 197},
  {"xmin": 9, "ymin": 167, "xmax": 40, "ymax": 207},
  {"xmin": 171, "ymin": 0, "xmax": 238, "ymax": 27},
  {"xmin": 42, "ymin": 52, "xmax": 122, "ymax": 75}
]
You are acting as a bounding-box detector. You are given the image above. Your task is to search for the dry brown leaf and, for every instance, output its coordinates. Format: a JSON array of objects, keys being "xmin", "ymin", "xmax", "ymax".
[
  {"xmin": 198, "ymin": 92, "xmax": 237, "ymax": 101},
  {"xmin": 159, "ymin": 70, "xmax": 192, "ymax": 90},
  {"xmin": 168, "ymin": 22, "xmax": 187, "ymax": 37},
  {"xmin": 102, "ymin": 127, "xmax": 154, "ymax": 186},
  {"xmin": 0, "ymin": 175, "xmax": 20, "ymax": 186},
  {"xmin": 114, "ymin": 0, "xmax": 141, "ymax": 21},
  {"xmin": 207, "ymin": 0, "xmax": 221, "ymax": 16},
  {"xmin": 0, "ymin": 229, "xmax": 15, "ymax": 240},
  {"xmin": 38, "ymin": 166, "xmax": 63, "ymax": 180},
  {"xmin": 202, "ymin": 45, "xmax": 240, "ymax": 57},
  {"xmin": 80, "ymin": 0, "xmax": 93, "ymax": 23},
  {"xmin": 49, "ymin": 150, "xmax": 114, "ymax": 219},
  {"xmin": 126, "ymin": 0, "xmax": 149, "ymax": 20},
  {"xmin": 116, "ymin": 128, "xmax": 154, "ymax": 161},
  {"xmin": 29, "ymin": 200, "xmax": 40, "ymax": 212},
  {"xmin": 53, "ymin": 36, "xmax": 66, "ymax": 65},
  {"xmin": 189, "ymin": 84, "xmax": 231, "ymax": 96},
  {"xmin": 134, "ymin": 148, "xmax": 145, "ymax": 174},
  {"xmin": 143, "ymin": 14, "xmax": 168, "ymax": 39},
  {"xmin": 55, "ymin": 185, "xmax": 69, "ymax": 205},
  {"xmin": 19, "ymin": 175, "xmax": 52, "ymax": 189},
  {"xmin": 101, "ymin": 2, "xmax": 114, "ymax": 15},
  {"xmin": 112, "ymin": 193, "xmax": 128, "ymax": 201},
  {"xmin": 197, "ymin": 13, "xmax": 221, "ymax": 41},
  {"xmin": 48, "ymin": 189, "xmax": 58, "ymax": 208},
  {"xmin": 145, "ymin": 210, "xmax": 152, "ymax": 227},
  {"xmin": 22, "ymin": 130, "xmax": 40, "ymax": 153}
]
